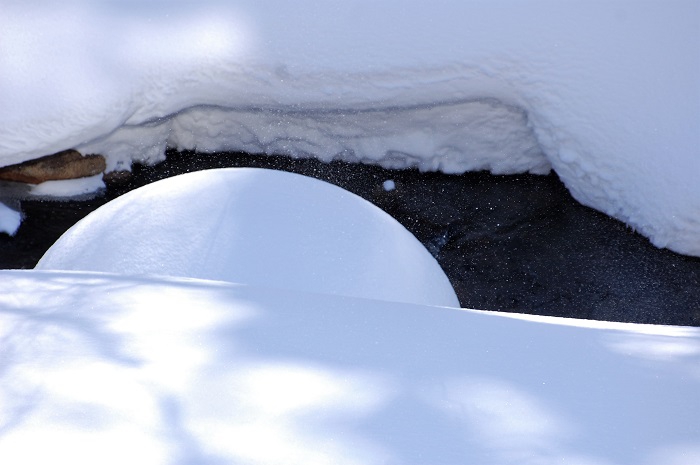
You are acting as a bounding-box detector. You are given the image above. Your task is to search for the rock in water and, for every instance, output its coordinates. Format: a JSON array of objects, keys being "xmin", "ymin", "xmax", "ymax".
[{"xmin": 0, "ymin": 149, "xmax": 105, "ymax": 184}]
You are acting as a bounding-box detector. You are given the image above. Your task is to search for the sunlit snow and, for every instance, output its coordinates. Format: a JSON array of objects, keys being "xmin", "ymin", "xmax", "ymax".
[
  {"xmin": 37, "ymin": 168, "xmax": 459, "ymax": 307},
  {"xmin": 3, "ymin": 165, "xmax": 698, "ymax": 464},
  {"xmin": 1, "ymin": 2, "xmax": 699, "ymax": 463},
  {"xmin": 1, "ymin": 271, "xmax": 699, "ymax": 464},
  {"xmin": 0, "ymin": 1, "xmax": 698, "ymax": 255}
]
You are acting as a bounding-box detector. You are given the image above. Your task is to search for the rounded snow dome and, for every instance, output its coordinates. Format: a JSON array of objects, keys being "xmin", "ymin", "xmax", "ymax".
[{"xmin": 37, "ymin": 168, "xmax": 459, "ymax": 307}]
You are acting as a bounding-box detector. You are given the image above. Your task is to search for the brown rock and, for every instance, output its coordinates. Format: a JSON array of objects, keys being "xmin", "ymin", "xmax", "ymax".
[
  {"xmin": 102, "ymin": 170, "xmax": 132, "ymax": 185},
  {"xmin": 0, "ymin": 149, "xmax": 106, "ymax": 184}
]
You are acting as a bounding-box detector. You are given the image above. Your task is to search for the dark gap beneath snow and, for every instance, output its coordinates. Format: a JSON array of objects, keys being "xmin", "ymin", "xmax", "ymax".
[{"xmin": 1, "ymin": 149, "xmax": 699, "ymax": 326}]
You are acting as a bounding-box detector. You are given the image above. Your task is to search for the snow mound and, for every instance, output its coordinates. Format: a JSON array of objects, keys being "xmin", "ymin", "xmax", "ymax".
[
  {"xmin": 1, "ymin": 270, "xmax": 699, "ymax": 465},
  {"xmin": 1, "ymin": 1, "xmax": 698, "ymax": 255},
  {"xmin": 37, "ymin": 168, "xmax": 458, "ymax": 307}
]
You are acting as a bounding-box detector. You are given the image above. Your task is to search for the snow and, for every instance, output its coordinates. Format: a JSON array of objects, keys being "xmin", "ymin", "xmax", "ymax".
[
  {"xmin": 17, "ymin": 166, "xmax": 700, "ymax": 462},
  {"xmin": 3, "ymin": 4, "xmax": 699, "ymax": 460},
  {"xmin": 25, "ymin": 174, "xmax": 106, "ymax": 198},
  {"xmin": 1, "ymin": 1, "xmax": 699, "ymax": 256},
  {"xmin": 37, "ymin": 168, "xmax": 459, "ymax": 307},
  {"xmin": 0, "ymin": 201, "xmax": 21, "ymax": 236},
  {"xmin": 1, "ymin": 269, "xmax": 699, "ymax": 465}
]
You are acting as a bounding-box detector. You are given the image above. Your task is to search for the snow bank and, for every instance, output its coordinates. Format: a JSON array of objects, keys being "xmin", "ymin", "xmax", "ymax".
[
  {"xmin": 37, "ymin": 168, "xmax": 459, "ymax": 307},
  {"xmin": 1, "ymin": 1, "xmax": 698, "ymax": 255},
  {"xmin": 1, "ymin": 270, "xmax": 698, "ymax": 465}
]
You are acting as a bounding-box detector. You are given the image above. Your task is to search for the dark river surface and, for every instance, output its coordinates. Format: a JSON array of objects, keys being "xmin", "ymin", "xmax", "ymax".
[{"xmin": 2, "ymin": 149, "xmax": 698, "ymax": 326}]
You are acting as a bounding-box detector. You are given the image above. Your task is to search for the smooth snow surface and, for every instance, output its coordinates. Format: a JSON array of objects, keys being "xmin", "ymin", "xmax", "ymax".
[
  {"xmin": 37, "ymin": 168, "xmax": 459, "ymax": 307},
  {"xmin": 1, "ymin": 270, "xmax": 699, "ymax": 465},
  {"xmin": 1, "ymin": 1, "xmax": 698, "ymax": 256}
]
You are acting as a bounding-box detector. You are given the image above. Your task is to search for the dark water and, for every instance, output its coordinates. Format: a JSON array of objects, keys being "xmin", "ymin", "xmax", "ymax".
[{"xmin": 2, "ymin": 149, "xmax": 699, "ymax": 325}]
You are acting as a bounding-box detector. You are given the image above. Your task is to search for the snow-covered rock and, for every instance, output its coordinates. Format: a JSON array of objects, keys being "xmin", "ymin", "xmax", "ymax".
[
  {"xmin": 1, "ymin": 1, "xmax": 698, "ymax": 255},
  {"xmin": 37, "ymin": 168, "xmax": 459, "ymax": 307}
]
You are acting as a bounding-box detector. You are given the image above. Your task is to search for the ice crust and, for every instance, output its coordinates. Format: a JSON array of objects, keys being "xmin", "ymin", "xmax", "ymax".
[{"xmin": 1, "ymin": 1, "xmax": 698, "ymax": 255}]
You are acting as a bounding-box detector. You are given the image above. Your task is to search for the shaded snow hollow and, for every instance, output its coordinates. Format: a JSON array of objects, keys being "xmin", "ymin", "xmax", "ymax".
[{"xmin": 0, "ymin": 1, "xmax": 698, "ymax": 256}]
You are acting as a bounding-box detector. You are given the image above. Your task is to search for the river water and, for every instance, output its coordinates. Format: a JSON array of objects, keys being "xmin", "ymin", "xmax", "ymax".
[{"xmin": 2, "ymin": 150, "xmax": 698, "ymax": 325}]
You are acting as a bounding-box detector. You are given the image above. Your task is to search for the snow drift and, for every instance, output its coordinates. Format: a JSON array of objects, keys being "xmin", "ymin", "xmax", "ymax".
[
  {"xmin": 1, "ymin": 270, "xmax": 699, "ymax": 465},
  {"xmin": 1, "ymin": 1, "xmax": 698, "ymax": 256},
  {"xmin": 37, "ymin": 168, "xmax": 459, "ymax": 307}
]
